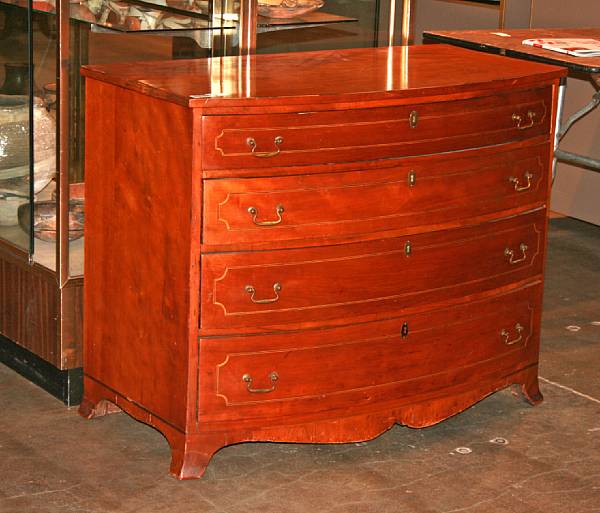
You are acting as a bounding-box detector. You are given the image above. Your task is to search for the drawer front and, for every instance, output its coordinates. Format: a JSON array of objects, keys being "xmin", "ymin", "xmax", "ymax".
[
  {"xmin": 203, "ymin": 143, "xmax": 550, "ymax": 248},
  {"xmin": 200, "ymin": 209, "xmax": 546, "ymax": 333},
  {"xmin": 199, "ymin": 284, "xmax": 542, "ymax": 422},
  {"xmin": 201, "ymin": 88, "xmax": 551, "ymax": 171}
]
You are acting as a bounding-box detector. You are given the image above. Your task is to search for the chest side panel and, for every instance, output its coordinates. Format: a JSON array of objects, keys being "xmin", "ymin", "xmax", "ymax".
[{"xmin": 84, "ymin": 80, "xmax": 196, "ymax": 431}]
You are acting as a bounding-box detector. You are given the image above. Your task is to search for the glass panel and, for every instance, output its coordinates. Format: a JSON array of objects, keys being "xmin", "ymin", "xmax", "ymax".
[
  {"xmin": 256, "ymin": 0, "xmax": 387, "ymax": 54},
  {"xmin": 65, "ymin": 0, "xmax": 241, "ymax": 277},
  {"xmin": 1, "ymin": 1, "xmax": 239, "ymax": 275},
  {"xmin": 28, "ymin": 4, "xmax": 58, "ymax": 270},
  {"xmin": 0, "ymin": 0, "xmax": 33, "ymax": 254}
]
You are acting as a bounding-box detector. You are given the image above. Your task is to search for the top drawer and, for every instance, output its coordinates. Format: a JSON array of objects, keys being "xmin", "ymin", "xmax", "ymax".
[{"xmin": 201, "ymin": 87, "xmax": 552, "ymax": 171}]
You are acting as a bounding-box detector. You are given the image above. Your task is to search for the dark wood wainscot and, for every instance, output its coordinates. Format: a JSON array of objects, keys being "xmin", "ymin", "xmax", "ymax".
[
  {"xmin": 0, "ymin": 245, "xmax": 83, "ymax": 405},
  {"xmin": 79, "ymin": 45, "xmax": 566, "ymax": 479}
]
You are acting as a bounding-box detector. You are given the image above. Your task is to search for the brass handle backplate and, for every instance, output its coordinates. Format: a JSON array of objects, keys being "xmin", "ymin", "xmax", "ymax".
[
  {"xmin": 247, "ymin": 135, "xmax": 283, "ymax": 158},
  {"xmin": 245, "ymin": 282, "xmax": 282, "ymax": 304},
  {"xmin": 242, "ymin": 371, "xmax": 279, "ymax": 394},
  {"xmin": 505, "ymin": 243, "xmax": 528, "ymax": 265},
  {"xmin": 247, "ymin": 205, "xmax": 284, "ymax": 226},
  {"xmin": 409, "ymin": 110, "xmax": 419, "ymax": 129},
  {"xmin": 408, "ymin": 170, "xmax": 417, "ymax": 187},
  {"xmin": 501, "ymin": 323, "xmax": 524, "ymax": 346},
  {"xmin": 509, "ymin": 172, "xmax": 533, "ymax": 192},
  {"xmin": 512, "ymin": 111, "xmax": 536, "ymax": 129}
]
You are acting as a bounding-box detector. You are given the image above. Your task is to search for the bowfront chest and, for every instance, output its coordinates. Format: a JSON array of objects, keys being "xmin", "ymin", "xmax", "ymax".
[{"xmin": 79, "ymin": 45, "xmax": 565, "ymax": 479}]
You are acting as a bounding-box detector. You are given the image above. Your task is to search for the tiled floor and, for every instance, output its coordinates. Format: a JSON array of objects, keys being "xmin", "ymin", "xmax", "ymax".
[{"xmin": 1, "ymin": 217, "xmax": 599, "ymax": 513}]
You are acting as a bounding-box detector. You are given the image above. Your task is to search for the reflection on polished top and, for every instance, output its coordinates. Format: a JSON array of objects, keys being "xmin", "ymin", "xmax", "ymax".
[{"xmin": 81, "ymin": 45, "xmax": 565, "ymax": 108}]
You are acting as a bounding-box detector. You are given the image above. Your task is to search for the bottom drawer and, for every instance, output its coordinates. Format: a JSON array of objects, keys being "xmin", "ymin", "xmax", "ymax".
[{"xmin": 199, "ymin": 284, "xmax": 542, "ymax": 423}]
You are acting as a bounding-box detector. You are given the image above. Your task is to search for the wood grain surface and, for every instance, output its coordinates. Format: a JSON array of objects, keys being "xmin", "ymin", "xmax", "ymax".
[
  {"xmin": 80, "ymin": 44, "xmax": 565, "ymax": 109},
  {"xmin": 200, "ymin": 209, "xmax": 545, "ymax": 334},
  {"xmin": 201, "ymin": 87, "xmax": 551, "ymax": 170},
  {"xmin": 423, "ymin": 28, "xmax": 600, "ymax": 74},
  {"xmin": 82, "ymin": 80, "xmax": 198, "ymax": 431},
  {"xmin": 199, "ymin": 283, "xmax": 542, "ymax": 424},
  {"xmin": 202, "ymin": 142, "xmax": 550, "ymax": 250},
  {"xmin": 0, "ymin": 247, "xmax": 60, "ymax": 366}
]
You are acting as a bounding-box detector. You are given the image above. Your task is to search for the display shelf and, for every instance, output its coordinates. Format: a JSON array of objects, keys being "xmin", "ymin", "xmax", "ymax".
[
  {"xmin": 0, "ymin": 226, "xmax": 83, "ymax": 274},
  {"xmin": 467, "ymin": 0, "xmax": 500, "ymax": 4},
  {"xmin": 257, "ymin": 11, "xmax": 356, "ymax": 33},
  {"xmin": 0, "ymin": 227, "xmax": 28, "ymax": 255},
  {"xmin": 116, "ymin": 0, "xmax": 213, "ymax": 17},
  {"xmin": 436, "ymin": 0, "xmax": 501, "ymax": 4}
]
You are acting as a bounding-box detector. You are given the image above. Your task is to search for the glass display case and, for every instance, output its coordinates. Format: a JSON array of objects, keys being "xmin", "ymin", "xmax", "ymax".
[
  {"xmin": 256, "ymin": 0, "xmax": 398, "ymax": 53},
  {"xmin": 0, "ymin": 0, "xmax": 242, "ymax": 404},
  {"xmin": 0, "ymin": 2, "xmax": 33, "ymax": 254},
  {"xmin": 0, "ymin": 0, "xmax": 412, "ymax": 404}
]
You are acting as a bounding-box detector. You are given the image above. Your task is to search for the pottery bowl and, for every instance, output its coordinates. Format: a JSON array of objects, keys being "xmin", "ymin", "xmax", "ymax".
[
  {"xmin": 0, "ymin": 94, "xmax": 56, "ymax": 193},
  {"xmin": 257, "ymin": 0, "xmax": 324, "ymax": 18},
  {"xmin": 0, "ymin": 95, "xmax": 30, "ymax": 172},
  {"xmin": 18, "ymin": 199, "xmax": 84, "ymax": 242}
]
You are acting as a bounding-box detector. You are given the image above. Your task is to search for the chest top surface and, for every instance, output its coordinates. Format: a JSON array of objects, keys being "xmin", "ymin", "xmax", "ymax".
[{"xmin": 81, "ymin": 44, "xmax": 565, "ymax": 111}]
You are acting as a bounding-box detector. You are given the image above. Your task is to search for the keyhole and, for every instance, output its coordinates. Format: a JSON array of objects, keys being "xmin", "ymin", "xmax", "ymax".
[{"xmin": 401, "ymin": 322, "xmax": 409, "ymax": 338}]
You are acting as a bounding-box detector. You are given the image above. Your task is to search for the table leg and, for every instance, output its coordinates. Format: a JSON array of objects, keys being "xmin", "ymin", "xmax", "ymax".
[
  {"xmin": 552, "ymin": 78, "xmax": 567, "ymax": 182},
  {"xmin": 553, "ymin": 74, "xmax": 600, "ymax": 174}
]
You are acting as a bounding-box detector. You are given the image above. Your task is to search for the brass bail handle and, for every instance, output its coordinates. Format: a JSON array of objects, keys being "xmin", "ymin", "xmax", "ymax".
[
  {"xmin": 512, "ymin": 110, "xmax": 536, "ymax": 130},
  {"xmin": 247, "ymin": 205, "xmax": 284, "ymax": 226},
  {"xmin": 504, "ymin": 243, "xmax": 528, "ymax": 265},
  {"xmin": 242, "ymin": 371, "xmax": 279, "ymax": 394},
  {"xmin": 247, "ymin": 135, "xmax": 284, "ymax": 158},
  {"xmin": 509, "ymin": 172, "xmax": 533, "ymax": 192},
  {"xmin": 245, "ymin": 282, "xmax": 282, "ymax": 304},
  {"xmin": 501, "ymin": 323, "xmax": 524, "ymax": 345}
]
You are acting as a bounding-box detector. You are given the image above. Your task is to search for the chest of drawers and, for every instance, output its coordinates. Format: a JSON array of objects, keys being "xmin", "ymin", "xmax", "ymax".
[{"xmin": 78, "ymin": 45, "xmax": 565, "ymax": 479}]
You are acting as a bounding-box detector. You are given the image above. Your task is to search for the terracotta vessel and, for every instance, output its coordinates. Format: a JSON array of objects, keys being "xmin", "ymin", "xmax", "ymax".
[{"xmin": 257, "ymin": 0, "xmax": 324, "ymax": 18}]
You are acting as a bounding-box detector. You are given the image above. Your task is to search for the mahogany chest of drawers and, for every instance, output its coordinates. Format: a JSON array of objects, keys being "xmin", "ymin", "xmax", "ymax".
[{"xmin": 79, "ymin": 45, "xmax": 565, "ymax": 479}]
